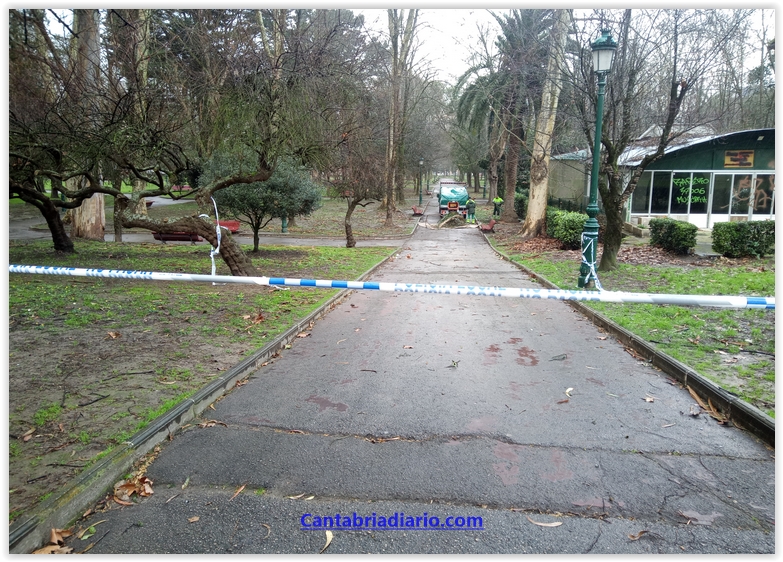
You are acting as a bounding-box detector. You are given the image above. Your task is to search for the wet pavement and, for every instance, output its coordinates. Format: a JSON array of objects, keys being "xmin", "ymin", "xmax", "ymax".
[{"xmin": 23, "ymin": 196, "xmax": 773, "ymax": 554}]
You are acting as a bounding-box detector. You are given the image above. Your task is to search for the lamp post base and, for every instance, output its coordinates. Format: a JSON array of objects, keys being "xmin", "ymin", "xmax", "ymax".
[{"xmin": 578, "ymin": 218, "xmax": 599, "ymax": 289}]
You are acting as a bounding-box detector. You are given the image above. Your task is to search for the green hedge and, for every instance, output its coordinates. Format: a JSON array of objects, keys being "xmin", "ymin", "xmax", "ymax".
[
  {"xmin": 544, "ymin": 208, "xmax": 587, "ymax": 250},
  {"xmin": 649, "ymin": 217, "xmax": 697, "ymax": 255},
  {"xmin": 514, "ymin": 193, "xmax": 528, "ymax": 220},
  {"xmin": 712, "ymin": 220, "xmax": 775, "ymax": 258}
]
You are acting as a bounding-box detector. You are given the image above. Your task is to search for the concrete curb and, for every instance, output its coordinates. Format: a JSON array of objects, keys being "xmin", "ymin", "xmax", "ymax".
[
  {"xmin": 485, "ymin": 237, "xmax": 774, "ymax": 447},
  {"xmin": 8, "ymin": 247, "xmax": 401, "ymax": 554}
]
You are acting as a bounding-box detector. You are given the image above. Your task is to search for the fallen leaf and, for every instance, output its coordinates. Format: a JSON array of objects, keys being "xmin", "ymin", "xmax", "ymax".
[
  {"xmin": 336, "ymin": 339, "xmax": 346, "ymax": 344},
  {"xmin": 662, "ymin": 423, "xmax": 675, "ymax": 428},
  {"xmin": 230, "ymin": 484, "xmax": 246, "ymax": 501},
  {"xmin": 209, "ymin": 404, "xmax": 216, "ymax": 410},
  {"xmin": 297, "ymin": 332, "xmax": 310, "ymax": 338},
  {"xmin": 644, "ymin": 395, "xmax": 655, "ymax": 403},
  {"xmin": 77, "ymin": 520, "xmax": 106, "ymax": 539},
  {"xmin": 304, "ymin": 495, "xmax": 315, "ymax": 500},
  {"xmin": 565, "ymin": 387, "xmax": 573, "ymax": 397},
  {"xmin": 403, "ymin": 345, "xmax": 413, "ymax": 349},
  {"xmin": 113, "ymin": 497, "xmax": 133, "ymax": 506},
  {"xmin": 629, "ymin": 530, "xmax": 649, "ymax": 541},
  {"xmin": 261, "ymin": 523, "xmax": 271, "ymax": 539},
  {"xmin": 188, "ymin": 516, "xmax": 200, "ymax": 523},
  {"xmin": 527, "ymin": 516, "xmax": 562, "ymax": 527},
  {"xmin": 550, "ymin": 354, "xmax": 567, "ymax": 361},
  {"xmin": 556, "ymin": 399, "xmax": 569, "ymax": 405},
  {"xmin": 80, "ymin": 527, "xmax": 96, "ymax": 541},
  {"xmin": 286, "ymin": 493, "xmax": 306, "ymax": 499},
  {"xmin": 182, "ymin": 476, "xmax": 190, "ymax": 489},
  {"xmin": 598, "ymin": 336, "xmax": 607, "ymax": 340},
  {"xmin": 320, "ymin": 530, "xmax": 333, "ymax": 553},
  {"xmin": 49, "ymin": 528, "xmax": 71, "ymax": 545}
]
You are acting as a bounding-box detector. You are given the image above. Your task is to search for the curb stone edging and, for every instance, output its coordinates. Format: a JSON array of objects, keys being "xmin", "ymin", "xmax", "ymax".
[
  {"xmin": 8, "ymin": 247, "xmax": 400, "ymax": 554},
  {"xmin": 484, "ymin": 236, "xmax": 774, "ymax": 448}
]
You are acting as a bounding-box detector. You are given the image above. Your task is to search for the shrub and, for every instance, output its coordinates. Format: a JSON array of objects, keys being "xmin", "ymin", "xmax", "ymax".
[
  {"xmin": 712, "ymin": 220, "xmax": 775, "ymax": 258},
  {"xmin": 649, "ymin": 217, "xmax": 698, "ymax": 255},
  {"xmin": 545, "ymin": 207, "xmax": 565, "ymax": 238},
  {"xmin": 553, "ymin": 211, "xmax": 588, "ymax": 250},
  {"xmin": 514, "ymin": 193, "xmax": 528, "ymax": 220}
]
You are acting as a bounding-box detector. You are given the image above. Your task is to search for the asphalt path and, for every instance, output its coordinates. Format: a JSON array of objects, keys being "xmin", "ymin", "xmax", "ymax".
[
  {"xmin": 67, "ymin": 196, "xmax": 775, "ymax": 554},
  {"xmin": 19, "ymin": 196, "xmax": 775, "ymax": 553}
]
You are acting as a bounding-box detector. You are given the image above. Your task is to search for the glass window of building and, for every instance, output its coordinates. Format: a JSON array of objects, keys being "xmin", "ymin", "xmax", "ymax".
[
  {"xmin": 650, "ymin": 172, "xmax": 672, "ymax": 213},
  {"xmin": 711, "ymin": 175, "xmax": 732, "ymax": 214},
  {"xmin": 670, "ymin": 172, "xmax": 692, "ymax": 214},
  {"xmin": 689, "ymin": 172, "xmax": 710, "ymax": 214},
  {"xmin": 631, "ymin": 172, "xmax": 651, "ymax": 213},
  {"xmin": 753, "ymin": 174, "xmax": 775, "ymax": 216},
  {"xmin": 731, "ymin": 174, "xmax": 752, "ymax": 215}
]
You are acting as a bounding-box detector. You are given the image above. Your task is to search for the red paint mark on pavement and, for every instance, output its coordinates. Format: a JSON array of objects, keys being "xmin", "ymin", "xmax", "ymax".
[
  {"xmin": 465, "ymin": 416, "xmax": 497, "ymax": 432},
  {"xmin": 493, "ymin": 442, "xmax": 523, "ymax": 462},
  {"xmin": 572, "ymin": 498, "xmax": 605, "ymax": 509},
  {"xmin": 483, "ymin": 344, "xmax": 501, "ymax": 366},
  {"xmin": 540, "ymin": 450, "xmax": 574, "ymax": 482},
  {"xmin": 306, "ymin": 395, "xmax": 348, "ymax": 412},
  {"xmin": 507, "ymin": 338, "xmax": 524, "ymax": 344},
  {"xmin": 515, "ymin": 346, "xmax": 539, "ymax": 366},
  {"xmin": 493, "ymin": 462, "xmax": 520, "ymax": 486}
]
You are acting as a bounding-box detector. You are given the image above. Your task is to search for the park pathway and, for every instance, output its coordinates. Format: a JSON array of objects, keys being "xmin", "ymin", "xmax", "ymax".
[{"xmin": 56, "ymin": 193, "xmax": 774, "ymax": 554}]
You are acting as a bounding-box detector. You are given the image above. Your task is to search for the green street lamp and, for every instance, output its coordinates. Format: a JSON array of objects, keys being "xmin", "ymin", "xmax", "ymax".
[
  {"xmin": 418, "ymin": 157, "xmax": 424, "ymax": 206},
  {"xmin": 578, "ymin": 28, "xmax": 617, "ymax": 289}
]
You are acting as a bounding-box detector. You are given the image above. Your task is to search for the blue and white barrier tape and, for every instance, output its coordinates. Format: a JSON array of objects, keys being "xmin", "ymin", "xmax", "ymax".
[{"xmin": 8, "ymin": 265, "xmax": 774, "ymax": 310}]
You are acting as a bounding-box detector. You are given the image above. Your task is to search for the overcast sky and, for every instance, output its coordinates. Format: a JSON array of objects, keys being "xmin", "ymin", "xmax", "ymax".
[{"xmin": 356, "ymin": 8, "xmax": 501, "ymax": 84}]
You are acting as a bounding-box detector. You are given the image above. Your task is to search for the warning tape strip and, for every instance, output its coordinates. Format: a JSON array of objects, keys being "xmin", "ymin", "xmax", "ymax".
[{"xmin": 8, "ymin": 265, "xmax": 774, "ymax": 310}]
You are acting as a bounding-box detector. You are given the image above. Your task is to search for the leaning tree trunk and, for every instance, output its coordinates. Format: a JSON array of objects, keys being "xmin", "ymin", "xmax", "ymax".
[
  {"xmin": 344, "ymin": 199, "xmax": 359, "ymax": 248},
  {"xmin": 15, "ymin": 187, "xmax": 74, "ymax": 253}
]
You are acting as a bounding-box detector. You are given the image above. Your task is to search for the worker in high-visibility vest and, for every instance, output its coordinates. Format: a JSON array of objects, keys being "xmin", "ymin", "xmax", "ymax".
[{"xmin": 492, "ymin": 195, "xmax": 504, "ymax": 217}]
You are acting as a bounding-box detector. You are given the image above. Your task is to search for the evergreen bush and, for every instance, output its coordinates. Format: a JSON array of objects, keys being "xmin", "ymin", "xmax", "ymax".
[
  {"xmin": 712, "ymin": 221, "xmax": 775, "ymax": 258},
  {"xmin": 553, "ymin": 211, "xmax": 588, "ymax": 250},
  {"xmin": 649, "ymin": 217, "xmax": 697, "ymax": 255}
]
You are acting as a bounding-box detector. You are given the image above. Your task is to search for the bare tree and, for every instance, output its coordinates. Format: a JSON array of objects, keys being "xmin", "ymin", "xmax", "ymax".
[
  {"xmin": 568, "ymin": 9, "xmax": 754, "ymax": 271},
  {"xmin": 383, "ymin": 9, "xmax": 419, "ymax": 226}
]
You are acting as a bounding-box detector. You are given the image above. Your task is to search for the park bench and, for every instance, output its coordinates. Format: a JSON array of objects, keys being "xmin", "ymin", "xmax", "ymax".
[
  {"xmin": 218, "ymin": 220, "xmax": 240, "ymax": 233},
  {"xmin": 152, "ymin": 231, "xmax": 203, "ymax": 244},
  {"xmin": 478, "ymin": 219, "xmax": 497, "ymax": 233},
  {"xmin": 412, "ymin": 206, "xmax": 425, "ymax": 216}
]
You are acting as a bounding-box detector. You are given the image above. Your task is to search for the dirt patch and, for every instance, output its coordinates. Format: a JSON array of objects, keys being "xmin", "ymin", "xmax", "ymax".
[{"xmin": 8, "ymin": 286, "xmax": 271, "ymax": 524}]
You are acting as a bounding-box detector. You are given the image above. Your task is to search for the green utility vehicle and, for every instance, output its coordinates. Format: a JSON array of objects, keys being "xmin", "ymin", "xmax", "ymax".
[{"xmin": 437, "ymin": 181, "xmax": 469, "ymax": 218}]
